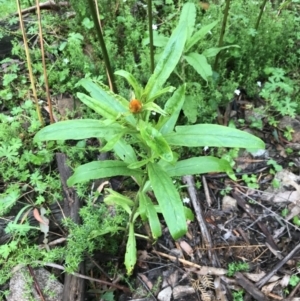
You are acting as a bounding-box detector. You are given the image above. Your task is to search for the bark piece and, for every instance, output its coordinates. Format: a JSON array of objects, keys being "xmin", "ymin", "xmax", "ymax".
[{"xmin": 56, "ymin": 153, "xmax": 84, "ymax": 301}]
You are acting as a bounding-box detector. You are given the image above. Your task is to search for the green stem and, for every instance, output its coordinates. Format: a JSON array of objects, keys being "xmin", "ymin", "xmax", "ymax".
[
  {"xmin": 214, "ymin": 0, "xmax": 231, "ymax": 71},
  {"xmin": 87, "ymin": 0, "xmax": 118, "ymax": 93},
  {"xmin": 253, "ymin": 0, "xmax": 268, "ymax": 40},
  {"xmin": 147, "ymin": 0, "xmax": 155, "ymax": 73}
]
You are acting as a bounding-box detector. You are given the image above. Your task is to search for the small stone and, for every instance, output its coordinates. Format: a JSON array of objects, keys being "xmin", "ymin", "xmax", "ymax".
[
  {"xmin": 157, "ymin": 286, "xmax": 172, "ymax": 301},
  {"xmin": 222, "ymin": 195, "xmax": 237, "ymax": 212}
]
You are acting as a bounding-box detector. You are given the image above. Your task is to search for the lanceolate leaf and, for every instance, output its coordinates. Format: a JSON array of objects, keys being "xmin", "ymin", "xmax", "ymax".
[
  {"xmin": 79, "ymin": 78, "xmax": 128, "ymax": 110},
  {"xmin": 67, "ymin": 161, "xmax": 143, "ymax": 186},
  {"xmin": 183, "ymin": 53, "xmax": 212, "ymax": 82},
  {"xmin": 185, "ymin": 20, "xmax": 218, "ymax": 52},
  {"xmin": 79, "ymin": 79, "xmax": 136, "ymax": 125},
  {"xmin": 113, "ymin": 139, "xmax": 137, "ymax": 164},
  {"xmin": 104, "ymin": 189, "xmax": 134, "ymax": 215},
  {"xmin": 140, "ymin": 122, "xmax": 173, "ymax": 162},
  {"xmin": 157, "ymin": 85, "xmax": 186, "ymax": 134},
  {"xmin": 77, "ymin": 93, "xmax": 119, "ymax": 120},
  {"xmin": 144, "ymin": 5, "xmax": 189, "ymax": 99},
  {"xmin": 139, "ymin": 192, "xmax": 162, "ymax": 239},
  {"xmin": 163, "ymin": 156, "xmax": 232, "ymax": 177},
  {"xmin": 164, "ymin": 124, "xmax": 265, "ymax": 149},
  {"xmin": 115, "ymin": 70, "xmax": 143, "ymax": 100},
  {"xmin": 148, "ymin": 162, "xmax": 187, "ymax": 239},
  {"xmin": 34, "ymin": 119, "xmax": 123, "ymax": 142},
  {"xmin": 146, "ymin": 86, "xmax": 175, "ymax": 103},
  {"xmin": 125, "ymin": 223, "xmax": 136, "ymax": 275},
  {"xmin": 179, "ymin": 2, "xmax": 196, "ymax": 41},
  {"xmin": 203, "ymin": 45, "xmax": 240, "ymax": 58}
]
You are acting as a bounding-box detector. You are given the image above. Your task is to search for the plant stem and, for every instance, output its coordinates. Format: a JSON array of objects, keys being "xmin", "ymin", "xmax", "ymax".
[
  {"xmin": 214, "ymin": 0, "xmax": 231, "ymax": 71},
  {"xmin": 147, "ymin": 0, "xmax": 155, "ymax": 73},
  {"xmin": 87, "ymin": 0, "xmax": 118, "ymax": 93},
  {"xmin": 35, "ymin": 0, "xmax": 54, "ymax": 124},
  {"xmin": 16, "ymin": 0, "xmax": 43, "ymax": 125},
  {"xmin": 253, "ymin": 0, "xmax": 268, "ymax": 37}
]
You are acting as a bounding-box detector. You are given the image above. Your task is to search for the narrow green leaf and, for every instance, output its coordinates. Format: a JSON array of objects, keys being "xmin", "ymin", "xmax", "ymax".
[
  {"xmin": 79, "ymin": 78, "xmax": 128, "ymax": 110},
  {"xmin": 148, "ymin": 162, "xmax": 187, "ymax": 239},
  {"xmin": 157, "ymin": 85, "xmax": 186, "ymax": 134},
  {"xmin": 146, "ymin": 86, "xmax": 176, "ymax": 103},
  {"xmin": 179, "ymin": 3, "xmax": 196, "ymax": 40},
  {"xmin": 164, "ymin": 124, "xmax": 265, "ymax": 149},
  {"xmin": 113, "ymin": 139, "xmax": 143, "ymax": 186},
  {"xmin": 203, "ymin": 45, "xmax": 240, "ymax": 58},
  {"xmin": 77, "ymin": 93, "xmax": 119, "ymax": 120},
  {"xmin": 140, "ymin": 121, "xmax": 173, "ymax": 162},
  {"xmin": 142, "ymin": 31, "xmax": 169, "ymax": 47},
  {"xmin": 144, "ymin": 9, "xmax": 188, "ymax": 99},
  {"xmin": 139, "ymin": 192, "xmax": 162, "ymax": 239},
  {"xmin": 125, "ymin": 223, "xmax": 137, "ymax": 275},
  {"xmin": 100, "ymin": 132, "xmax": 125, "ymax": 152},
  {"xmin": 79, "ymin": 79, "xmax": 136, "ymax": 125},
  {"xmin": 163, "ymin": 156, "xmax": 232, "ymax": 177},
  {"xmin": 184, "ymin": 53, "xmax": 212, "ymax": 82},
  {"xmin": 34, "ymin": 119, "xmax": 123, "ymax": 142},
  {"xmin": 67, "ymin": 161, "xmax": 142, "ymax": 186},
  {"xmin": 142, "ymin": 102, "xmax": 167, "ymax": 116},
  {"xmin": 104, "ymin": 189, "xmax": 134, "ymax": 215},
  {"xmin": 115, "ymin": 70, "xmax": 143, "ymax": 100},
  {"xmin": 185, "ymin": 20, "xmax": 218, "ymax": 52},
  {"xmin": 127, "ymin": 158, "xmax": 150, "ymax": 169},
  {"xmin": 113, "ymin": 139, "xmax": 137, "ymax": 164}
]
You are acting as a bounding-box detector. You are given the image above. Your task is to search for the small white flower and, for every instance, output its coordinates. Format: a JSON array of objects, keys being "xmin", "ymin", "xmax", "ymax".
[
  {"xmin": 183, "ymin": 197, "xmax": 190, "ymax": 204},
  {"xmin": 152, "ymin": 24, "xmax": 158, "ymax": 30},
  {"xmin": 63, "ymin": 58, "xmax": 69, "ymax": 64},
  {"xmin": 151, "ymin": 111, "xmax": 156, "ymax": 115},
  {"xmin": 257, "ymin": 81, "xmax": 262, "ymax": 87},
  {"xmin": 234, "ymin": 89, "xmax": 241, "ymax": 96}
]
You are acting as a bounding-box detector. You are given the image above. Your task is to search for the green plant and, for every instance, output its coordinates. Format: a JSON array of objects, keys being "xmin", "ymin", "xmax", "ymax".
[
  {"xmin": 284, "ymin": 126, "xmax": 294, "ymax": 141},
  {"xmin": 289, "ymin": 274, "xmax": 300, "ymax": 287},
  {"xmin": 220, "ymin": 186, "xmax": 232, "ymax": 196},
  {"xmin": 242, "ymin": 174, "xmax": 259, "ymax": 190},
  {"xmin": 227, "ymin": 262, "xmax": 249, "ymax": 277},
  {"xmin": 281, "ymin": 208, "xmax": 289, "ymax": 218},
  {"xmin": 232, "ymin": 289, "xmax": 244, "ymax": 301},
  {"xmin": 260, "ymin": 67, "xmax": 299, "ymax": 118},
  {"xmin": 292, "ymin": 216, "xmax": 300, "ymax": 227},
  {"xmin": 34, "ymin": 3, "xmax": 264, "ymax": 274}
]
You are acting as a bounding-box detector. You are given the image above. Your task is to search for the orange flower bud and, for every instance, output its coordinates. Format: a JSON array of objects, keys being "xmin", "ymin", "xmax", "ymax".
[{"xmin": 129, "ymin": 99, "xmax": 143, "ymax": 113}]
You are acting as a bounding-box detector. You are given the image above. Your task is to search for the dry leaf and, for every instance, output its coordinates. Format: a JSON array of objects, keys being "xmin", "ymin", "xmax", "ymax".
[
  {"xmin": 138, "ymin": 273, "xmax": 153, "ymax": 290},
  {"xmin": 179, "ymin": 240, "xmax": 194, "ymax": 257},
  {"xmin": 33, "ymin": 208, "xmax": 48, "ymax": 225},
  {"xmin": 261, "ymin": 281, "xmax": 279, "ymax": 295}
]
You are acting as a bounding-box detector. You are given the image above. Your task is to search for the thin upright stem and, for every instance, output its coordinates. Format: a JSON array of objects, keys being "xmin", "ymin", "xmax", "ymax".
[
  {"xmin": 87, "ymin": 0, "xmax": 118, "ymax": 93},
  {"xmin": 147, "ymin": 0, "xmax": 155, "ymax": 73},
  {"xmin": 214, "ymin": 0, "xmax": 231, "ymax": 71}
]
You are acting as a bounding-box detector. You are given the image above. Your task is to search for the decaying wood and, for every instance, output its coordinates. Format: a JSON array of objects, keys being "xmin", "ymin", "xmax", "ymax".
[
  {"xmin": 236, "ymin": 272, "xmax": 271, "ymax": 301},
  {"xmin": 182, "ymin": 175, "xmax": 220, "ymax": 267},
  {"xmin": 172, "ymin": 285, "xmax": 195, "ymax": 299},
  {"xmin": 256, "ymin": 243, "xmax": 300, "ymax": 289},
  {"xmin": 152, "ymin": 250, "xmax": 227, "ymax": 276},
  {"xmin": 13, "ymin": 0, "xmax": 70, "ymax": 16},
  {"xmin": 56, "ymin": 153, "xmax": 85, "ymax": 301},
  {"xmin": 231, "ymin": 189, "xmax": 280, "ymax": 253}
]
